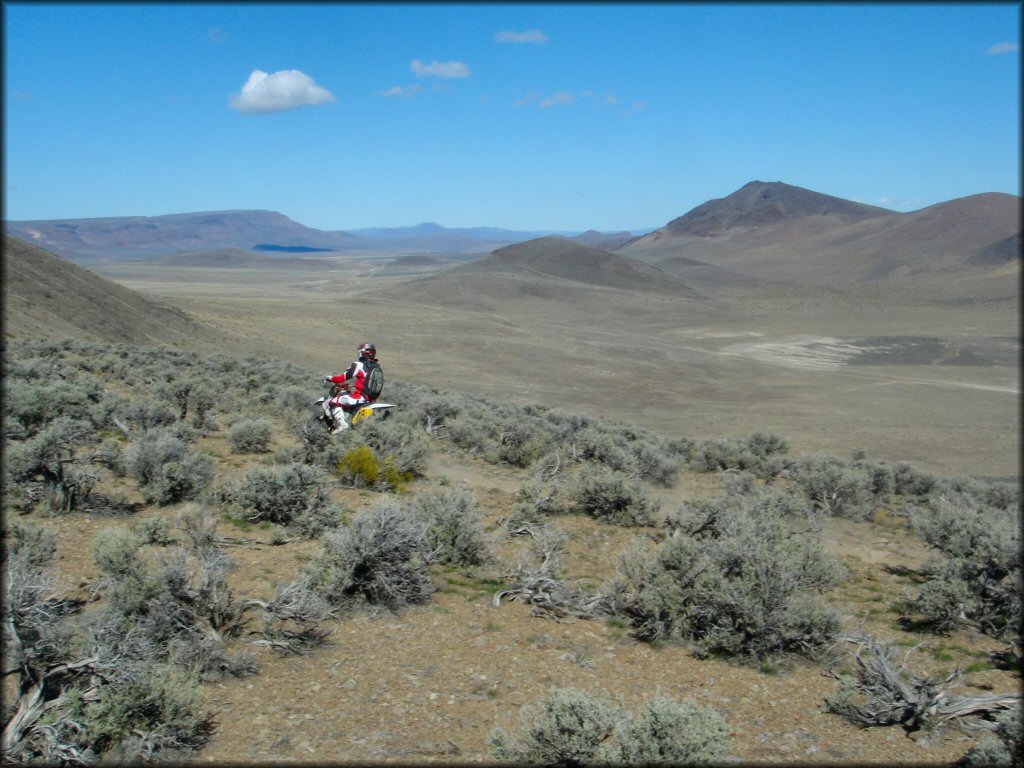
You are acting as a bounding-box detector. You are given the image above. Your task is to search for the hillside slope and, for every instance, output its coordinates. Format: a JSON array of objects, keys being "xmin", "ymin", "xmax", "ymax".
[
  {"xmin": 458, "ymin": 237, "xmax": 700, "ymax": 295},
  {"xmin": 2, "ymin": 235, "xmax": 224, "ymax": 344},
  {"xmin": 356, "ymin": 236, "xmax": 711, "ymax": 318}
]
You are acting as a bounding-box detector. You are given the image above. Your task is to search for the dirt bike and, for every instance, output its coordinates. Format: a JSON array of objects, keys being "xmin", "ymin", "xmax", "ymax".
[{"xmin": 313, "ymin": 380, "xmax": 395, "ymax": 433}]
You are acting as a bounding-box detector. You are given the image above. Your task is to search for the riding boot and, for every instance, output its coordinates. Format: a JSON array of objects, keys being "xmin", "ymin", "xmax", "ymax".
[{"xmin": 329, "ymin": 407, "xmax": 351, "ymax": 433}]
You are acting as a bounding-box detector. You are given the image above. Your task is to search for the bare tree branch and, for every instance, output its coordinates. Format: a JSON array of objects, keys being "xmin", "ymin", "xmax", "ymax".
[{"xmin": 827, "ymin": 632, "xmax": 1021, "ymax": 732}]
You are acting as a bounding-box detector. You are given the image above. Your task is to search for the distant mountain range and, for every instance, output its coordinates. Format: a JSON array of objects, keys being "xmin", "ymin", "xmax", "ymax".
[
  {"xmin": 3, "ymin": 179, "xmax": 1019, "ymax": 344},
  {"xmin": 2, "ymin": 210, "xmax": 643, "ymax": 263},
  {"xmin": 4, "ymin": 180, "xmax": 1019, "ymax": 295},
  {"xmin": 349, "ymin": 222, "xmax": 571, "ymax": 242}
]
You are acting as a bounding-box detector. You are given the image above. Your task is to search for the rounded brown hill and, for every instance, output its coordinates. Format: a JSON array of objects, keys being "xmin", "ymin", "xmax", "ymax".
[
  {"xmin": 655, "ymin": 180, "xmax": 894, "ymax": 239},
  {"xmin": 2, "ymin": 235, "xmax": 223, "ymax": 344},
  {"xmin": 457, "ymin": 236, "xmax": 699, "ymax": 295}
]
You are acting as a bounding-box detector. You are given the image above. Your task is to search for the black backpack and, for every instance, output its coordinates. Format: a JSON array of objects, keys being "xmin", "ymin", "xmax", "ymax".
[{"xmin": 363, "ymin": 361, "xmax": 384, "ymax": 401}]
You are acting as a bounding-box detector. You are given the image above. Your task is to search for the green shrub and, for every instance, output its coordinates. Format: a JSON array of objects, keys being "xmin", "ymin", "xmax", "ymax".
[
  {"xmin": 359, "ymin": 417, "xmax": 430, "ymax": 477},
  {"xmin": 488, "ymin": 419, "xmax": 548, "ymax": 467},
  {"xmin": 275, "ymin": 385, "xmax": 311, "ymax": 414},
  {"xmin": 131, "ymin": 516, "xmax": 176, "ymax": 546},
  {"xmin": 90, "ymin": 521, "xmax": 254, "ymax": 678},
  {"xmin": 749, "ymin": 483, "xmax": 814, "ymax": 519},
  {"xmin": 688, "ymin": 432, "xmax": 789, "ymax": 480},
  {"xmin": 410, "ymin": 487, "xmax": 488, "ymax": 566},
  {"xmin": 227, "ymin": 418, "xmax": 273, "ymax": 453},
  {"xmin": 4, "ymin": 417, "xmax": 96, "ymax": 513},
  {"xmin": 335, "ymin": 442, "xmax": 412, "ymax": 491},
  {"xmin": 489, "ymin": 687, "xmax": 620, "ymax": 765},
  {"xmin": 92, "ymin": 438, "xmax": 126, "ymax": 475},
  {"xmin": 913, "ymin": 557, "xmax": 980, "ymax": 632},
  {"xmin": 336, "ymin": 444, "xmax": 381, "ymax": 487},
  {"xmin": 894, "ymin": 462, "xmax": 937, "ymax": 497},
  {"xmin": 959, "ymin": 703, "xmax": 1021, "ymax": 767},
  {"xmin": 126, "ymin": 428, "xmax": 212, "ymax": 505},
  {"xmin": 3, "ymin": 377, "xmax": 103, "ymax": 437},
  {"xmin": 79, "ymin": 662, "xmax": 210, "ymax": 759},
  {"xmin": 6, "ymin": 521, "xmax": 57, "ymax": 565},
  {"xmin": 613, "ymin": 696, "xmax": 731, "ymax": 764},
  {"xmin": 908, "ymin": 494, "xmax": 1020, "ymax": 638},
  {"xmin": 405, "ymin": 389, "xmax": 463, "ymax": 434},
  {"xmin": 570, "ymin": 427, "xmax": 634, "ymax": 473},
  {"xmin": 120, "ymin": 398, "xmax": 178, "ymax": 430},
  {"xmin": 229, "ymin": 463, "xmax": 329, "ymax": 527},
  {"xmin": 615, "ymin": 495, "xmax": 842, "ymax": 662},
  {"xmin": 154, "ymin": 454, "xmax": 214, "ymax": 505},
  {"xmin": 748, "ymin": 431, "xmax": 789, "ymax": 459},
  {"xmin": 979, "ymin": 480, "xmax": 1020, "ymax": 512},
  {"xmin": 787, "ymin": 454, "xmax": 877, "ymax": 519},
  {"xmin": 865, "ymin": 462, "xmax": 896, "ymax": 499},
  {"xmin": 489, "ymin": 687, "xmax": 731, "ymax": 765},
  {"xmin": 3, "ymin": 523, "xmax": 73, "ymax": 669},
  {"xmin": 307, "ymin": 500, "xmax": 434, "ymax": 609},
  {"xmin": 155, "ymin": 375, "xmax": 215, "ymax": 425},
  {"xmin": 626, "ymin": 439, "xmax": 681, "ymax": 486},
  {"xmin": 566, "ymin": 465, "xmax": 659, "ymax": 527},
  {"xmin": 91, "ymin": 528, "xmax": 156, "ymax": 616}
]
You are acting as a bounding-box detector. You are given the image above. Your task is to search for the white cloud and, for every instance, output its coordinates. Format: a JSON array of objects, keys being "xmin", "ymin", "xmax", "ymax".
[
  {"xmin": 581, "ymin": 90, "xmax": 620, "ymax": 107},
  {"xmin": 378, "ymin": 84, "xmax": 423, "ymax": 99},
  {"xmin": 411, "ymin": 59, "xmax": 471, "ymax": 78},
  {"xmin": 877, "ymin": 196, "xmax": 922, "ymax": 209},
  {"xmin": 513, "ymin": 91, "xmax": 538, "ymax": 108},
  {"xmin": 540, "ymin": 91, "xmax": 577, "ymax": 108},
  {"xmin": 494, "ymin": 29, "xmax": 548, "ymax": 44},
  {"xmin": 987, "ymin": 41, "xmax": 1019, "ymax": 55},
  {"xmin": 229, "ymin": 69, "xmax": 335, "ymax": 115},
  {"xmin": 514, "ymin": 89, "xmax": 641, "ymax": 114}
]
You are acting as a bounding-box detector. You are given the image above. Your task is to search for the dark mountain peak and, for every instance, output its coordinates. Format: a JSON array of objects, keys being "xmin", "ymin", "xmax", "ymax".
[{"xmin": 663, "ymin": 180, "xmax": 894, "ymax": 238}]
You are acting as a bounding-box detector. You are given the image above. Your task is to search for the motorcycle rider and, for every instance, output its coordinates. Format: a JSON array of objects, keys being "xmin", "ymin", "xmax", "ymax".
[{"xmin": 322, "ymin": 343, "xmax": 379, "ymax": 433}]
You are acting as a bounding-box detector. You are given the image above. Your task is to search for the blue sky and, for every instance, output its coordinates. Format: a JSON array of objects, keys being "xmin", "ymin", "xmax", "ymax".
[{"xmin": 3, "ymin": 2, "xmax": 1020, "ymax": 232}]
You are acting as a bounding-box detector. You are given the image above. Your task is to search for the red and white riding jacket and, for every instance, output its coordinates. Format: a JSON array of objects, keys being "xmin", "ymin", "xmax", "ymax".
[{"xmin": 328, "ymin": 359, "xmax": 376, "ymax": 407}]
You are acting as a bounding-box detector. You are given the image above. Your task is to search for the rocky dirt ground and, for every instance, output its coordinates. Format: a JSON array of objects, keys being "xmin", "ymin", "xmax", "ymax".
[{"xmin": 21, "ymin": 444, "xmax": 1018, "ymax": 766}]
